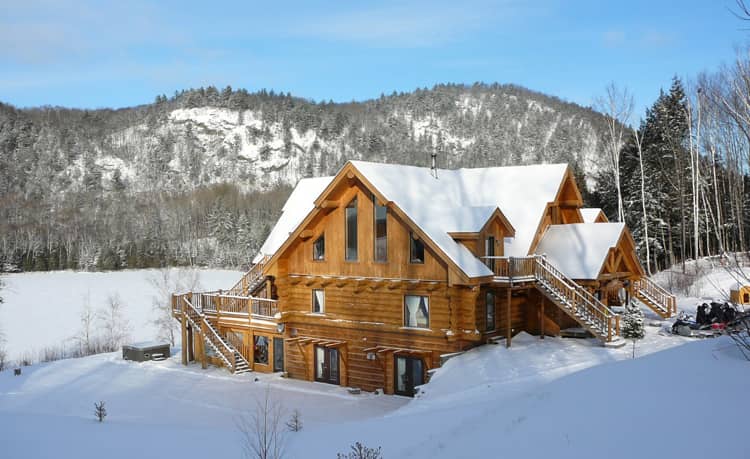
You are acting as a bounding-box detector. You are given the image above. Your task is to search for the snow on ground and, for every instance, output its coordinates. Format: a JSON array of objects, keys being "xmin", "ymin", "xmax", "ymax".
[
  {"xmin": 0, "ymin": 329, "xmax": 745, "ymax": 459},
  {"xmin": 0, "ymin": 269, "xmax": 242, "ymax": 361}
]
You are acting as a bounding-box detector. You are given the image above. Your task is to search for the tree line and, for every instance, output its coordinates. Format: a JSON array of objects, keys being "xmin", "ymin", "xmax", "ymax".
[
  {"xmin": 0, "ymin": 83, "xmax": 613, "ymax": 272},
  {"xmin": 594, "ymin": 52, "xmax": 750, "ymax": 273}
]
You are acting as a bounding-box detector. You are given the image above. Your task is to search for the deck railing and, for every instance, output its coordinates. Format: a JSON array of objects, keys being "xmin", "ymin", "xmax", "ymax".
[
  {"xmin": 174, "ymin": 291, "xmax": 279, "ymax": 319},
  {"xmin": 481, "ymin": 256, "xmax": 537, "ymax": 279}
]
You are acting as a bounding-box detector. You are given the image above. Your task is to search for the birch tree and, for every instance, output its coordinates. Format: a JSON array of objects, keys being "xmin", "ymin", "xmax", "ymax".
[{"xmin": 595, "ymin": 83, "xmax": 634, "ymax": 223}]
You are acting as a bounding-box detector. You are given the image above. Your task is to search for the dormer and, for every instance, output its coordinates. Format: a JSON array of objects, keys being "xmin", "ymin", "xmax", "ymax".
[{"xmin": 449, "ymin": 207, "xmax": 516, "ymax": 259}]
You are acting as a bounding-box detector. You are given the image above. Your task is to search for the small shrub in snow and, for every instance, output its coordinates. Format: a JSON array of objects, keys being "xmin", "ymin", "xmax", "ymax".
[
  {"xmin": 621, "ymin": 303, "xmax": 645, "ymax": 340},
  {"xmin": 285, "ymin": 409, "xmax": 302, "ymax": 432},
  {"xmin": 94, "ymin": 401, "xmax": 107, "ymax": 423},
  {"xmin": 337, "ymin": 442, "xmax": 382, "ymax": 459}
]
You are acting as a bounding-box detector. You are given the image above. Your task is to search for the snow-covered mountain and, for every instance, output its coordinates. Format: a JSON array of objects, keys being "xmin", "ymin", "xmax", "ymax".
[{"xmin": 0, "ymin": 83, "xmax": 613, "ymax": 270}]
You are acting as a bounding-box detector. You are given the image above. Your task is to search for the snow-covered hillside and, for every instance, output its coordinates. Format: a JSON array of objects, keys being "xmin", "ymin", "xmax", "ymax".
[{"xmin": 0, "ymin": 330, "xmax": 745, "ymax": 459}]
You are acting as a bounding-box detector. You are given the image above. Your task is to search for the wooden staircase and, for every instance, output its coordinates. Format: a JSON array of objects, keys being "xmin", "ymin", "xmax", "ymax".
[
  {"xmin": 226, "ymin": 256, "xmax": 269, "ymax": 297},
  {"xmin": 178, "ymin": 295, "xmax": 251, "ymax": 374},
  {"xmin": 632, "ymin": 277, "xmax": 677, "ymax": 318},
  {"xmin": 532, "ymin": 256, "xmax": 622, "ymax": 344}
]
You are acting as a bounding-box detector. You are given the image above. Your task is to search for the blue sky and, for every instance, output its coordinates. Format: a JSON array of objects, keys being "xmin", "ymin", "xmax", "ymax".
[{"xmin": 1, "ymin": 0, "xmax": 746, "ymax": 117}]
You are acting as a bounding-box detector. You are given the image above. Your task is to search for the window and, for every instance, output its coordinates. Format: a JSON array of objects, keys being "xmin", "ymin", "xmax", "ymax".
[
  {"xmin": 312, "ymin": 289, "xmax": 325, "ymax": 313},
  {"xmin": 409, "ymin": 232, "xmax": 424, "ymax": 264},
  {"xmin": 404, "ymin": 295, "xmax": 429, "ymax": 328},
  {"xmin": 485, "ymin": 236, "xmax": 495, "ymax": 271},
  {"xmin": 345, "ymin": 197, "xmax": 358, "ymax": 261},
  {"xmin": 313, "ymin": 234, "xmax": 325, "ymax": 260},
  {"xmin": 486, "ymin": 291, "xmax": 496, "ymax": 331},
  {"xmin": 253, "ymin": 335, "xmax": 269, "ymax": 365},
  {"xmin": 373, "ymin": 194, "xmax": 387, "ymax": 262}
]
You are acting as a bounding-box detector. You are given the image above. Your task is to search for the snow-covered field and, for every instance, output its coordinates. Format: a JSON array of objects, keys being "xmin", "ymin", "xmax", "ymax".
[
  {"xmin": 0, "ymin": 330, "xmax": 746, "ymax": 459},
  {"xmin": 0, "ymin": 263, "xmax": 748, "ymax": 458},
  {"xmin": 0, "ymin": 269, "xmax": 242, "ymax": 361}
]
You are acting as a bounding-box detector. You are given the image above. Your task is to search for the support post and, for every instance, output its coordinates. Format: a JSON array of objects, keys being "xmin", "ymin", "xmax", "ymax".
[
  {"xmin": 540, "ymin": 296, "xmax": 545, "ymax": 339},
  {"xmin": 187, "ymin": 325, "xmax": 194, "ymax": 362},
  {"xmin": 199, "ymin": 322, "xmax": 208, "ymax": 369},
  {"xmin": 181, "ymin": 301, "xmax": 188, "ymax": 365},
  {"xmin": 506, "ymin": 289, "xmax": 512, "ymax": 348}
]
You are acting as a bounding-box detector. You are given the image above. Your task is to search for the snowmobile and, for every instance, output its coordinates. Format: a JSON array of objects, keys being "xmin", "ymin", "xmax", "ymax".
[{"xmin": 670, "ymin": 301, "xmax": 742, "ymax": 338}]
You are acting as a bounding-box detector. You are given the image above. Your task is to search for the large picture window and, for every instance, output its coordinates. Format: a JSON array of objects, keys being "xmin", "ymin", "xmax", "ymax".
[
  {"xmin": 313, "ymin": 234, "xmax": 325, "ymax": 260},
  {"xmin": 373, "ymin": 195, "xmax": 387, "ymax": 262},
  {"xmin": 409, "ymin": 232, "xmax": 424, "ymax": 264},
  {"xmin": 253, "ymin": 335, "xmax": 269, "ymax": 365},
  {"xmin": 404, "ymin": 295, "xmax": 429, "ymax": 328},
  {"xmin": 312, "ymin": 289, "xmax": 325, "ymax": 313},
  {"xmin": 486, "ymin": 291, "xmax": 496, "ymax": 331},
  {"xmin": 345, "ymin": 197, "xmax": 358, "ymax": 261}
]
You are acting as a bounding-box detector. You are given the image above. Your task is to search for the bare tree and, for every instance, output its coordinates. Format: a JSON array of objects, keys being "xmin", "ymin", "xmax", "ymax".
[
  {"xmin": 74, "ymin": 292, "xmax": 97, "ymax": 355},
  {"xmin": 149, "ymin": 268, "xmax": 202, "ymax": 346},
  {"xmin": 595, "ymin": 83, "xmax": 634, "ymax": 223},
  {"xmin": 237, "ymin": 386, "xmax": 286, "ymax": 459},
  {"xmin": 98, "ymin": 293, "xmax": 131, "ymax": 352},
  {"xmin": 94, "ymin": 401, "xmax": 107, "ymax": 422},
  {"xmin": 632, "ymin": 128, "xmax": 652, "ymax": 274}
]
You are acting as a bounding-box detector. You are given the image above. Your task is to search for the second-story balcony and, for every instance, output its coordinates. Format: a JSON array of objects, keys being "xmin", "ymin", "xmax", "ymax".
[
  {"xmin": 480, "ymin": 256, "xmax": 538, "ymax": 283},
  {"xmin": 172, "ymin": 291, "xmax": 280, "ymax": 321}
]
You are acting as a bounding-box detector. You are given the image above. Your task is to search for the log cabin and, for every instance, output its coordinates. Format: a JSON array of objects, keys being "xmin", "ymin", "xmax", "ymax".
[{"xmin": 172, "ymin": 160, "xmax": 676, "ymax": 396}]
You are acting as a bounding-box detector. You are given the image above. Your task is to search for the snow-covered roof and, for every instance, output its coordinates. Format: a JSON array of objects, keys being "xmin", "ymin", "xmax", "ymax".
[
  {"xmin": 255, "ymin": 161, "xmax": 569, "ymax": 278},
  {"xmin": 351, "ymin": 161, "xmax": 568, "ymax": 277},
  {"xmin": 533, "ymin": 223, "xmax": 625, "ymax": 279},
  {"xmin": 580, "ymin": 208, "xmax": 605, "ymax": 223},
  {"xmin": 253, "ymin": 176, "xmax": 334, "ymax": 264}
]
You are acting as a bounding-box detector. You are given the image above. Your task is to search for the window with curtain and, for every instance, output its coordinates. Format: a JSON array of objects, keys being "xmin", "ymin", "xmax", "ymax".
[
  {"xmin": 404, "ymin": 295, "xmax": 429, "ymax": 328},
  {"xmin": 312, "ymin": 289, "xmax": 325, "ymax": 313}
]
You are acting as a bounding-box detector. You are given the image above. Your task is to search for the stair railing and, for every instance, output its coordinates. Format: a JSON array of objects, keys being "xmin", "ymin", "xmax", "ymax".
[
  {"xmin": 181, "ymin": 295, "xmax": 236, "ymax": 371},
  {"xmin": 227, "ymin": 255, "xmax": 270, "ymax": 297},
  {"xmin": 632, "ymin": 277, "xmax": 677, "ymax": 317},
  {"xmin": 533, "ymin": 255, "xmax": 620, "ymax": 342}
]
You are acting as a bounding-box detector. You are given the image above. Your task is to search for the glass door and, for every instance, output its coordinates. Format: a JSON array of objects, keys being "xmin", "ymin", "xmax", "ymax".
[
  {"xmin": 314, "ymin": 346, "xmax": 340, "ymax": 385},
  {"xmin": 394, "ymin": 355, "xmax": 424, "ymax": 396},
  {"xmin": 273, "ymin": 338, "xmax": 284, "ymax": 372}
]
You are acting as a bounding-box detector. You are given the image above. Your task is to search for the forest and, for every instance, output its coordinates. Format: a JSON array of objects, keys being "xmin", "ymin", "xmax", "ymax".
[
  {"xmin": 0, "ymin": 83, "xmax": 611, "ymax": 271},
  {"xmin": 1, "ymin": 55, "xmax": 750, "ymax": 273}
]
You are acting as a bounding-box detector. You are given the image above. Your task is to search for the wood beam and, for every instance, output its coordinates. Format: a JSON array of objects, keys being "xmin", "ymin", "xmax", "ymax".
[
  {"xmin": 506, "ymin": 289, "xmax": 512, "ymax": 348},
  {"xmin": 299, "ymin": 229, "xmax": 314, "ymax": 240},
  {"xmin": 318, "ymin": 200, "xmax": 340, "ymax": 213}
]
